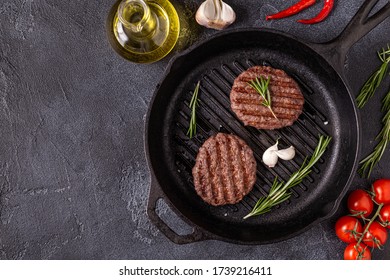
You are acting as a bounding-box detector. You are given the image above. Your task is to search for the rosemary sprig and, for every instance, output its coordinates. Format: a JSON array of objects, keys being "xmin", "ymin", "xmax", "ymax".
[
  {"xmin": 187, "ymin": 81, "xmax": 200, "ymax": 139},
  {"xmin": 248, "ymin": 76, "xmax": 278, "ymax": 119},
  {"xmin": 243, "ymin": 135, "xmax": 332, "ymax": 219},
  {"xmin": 356, "ymin": 45, "xmax": 390, "ymax": 108},
  {"xmin": 358, "ymin": 89, "xmax": 390, "ymax": 178}
]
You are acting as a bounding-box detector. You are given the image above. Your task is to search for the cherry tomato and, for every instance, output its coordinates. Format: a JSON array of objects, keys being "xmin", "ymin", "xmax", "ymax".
[
  {"xmin": 372, "ymin": 179, "xmax": 390, "ymax": 204},
  {"xmin": 379, "ymin": 204, "xmax": 390, "ymax": 229},
  {"xmin": 344, "ymin": 242, "xmax": 371, "ymax": 260},
  {"xmin": 347, "ymin": 189, "xmax": 374, "ymax": 218},
  {"xmin": 363, "ymin": 221, "xmax": 388, "ymax": 248},
  {"xmin": 335, "ymin": 216, "xmax": 363, "ymax": 243}
]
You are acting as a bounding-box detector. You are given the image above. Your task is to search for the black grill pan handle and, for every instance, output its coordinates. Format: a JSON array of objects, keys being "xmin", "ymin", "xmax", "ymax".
[
  {"xmin": 312, "ymin": 0, "xmax": 390, "ymax": 74},
  {"xmin": 147, "ymin": 176, "xmax": 209, "ymax": 244}
]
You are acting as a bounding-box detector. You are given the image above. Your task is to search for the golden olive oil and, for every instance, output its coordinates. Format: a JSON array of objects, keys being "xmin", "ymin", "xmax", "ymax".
[{"xmin": 107, "ymin": 0, "xmax": 180, "ymax": 63}]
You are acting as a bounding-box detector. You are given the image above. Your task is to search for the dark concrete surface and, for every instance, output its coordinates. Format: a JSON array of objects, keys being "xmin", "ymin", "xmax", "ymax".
[{"xmin": 0, "ymin": 0, "xmax": 389, "ymax": 259}]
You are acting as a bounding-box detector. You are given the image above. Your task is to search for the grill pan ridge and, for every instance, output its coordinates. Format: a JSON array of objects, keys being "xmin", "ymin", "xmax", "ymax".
[{"xmin": 146, "ymin": 0, "xmax": 390, "ymax": 244}]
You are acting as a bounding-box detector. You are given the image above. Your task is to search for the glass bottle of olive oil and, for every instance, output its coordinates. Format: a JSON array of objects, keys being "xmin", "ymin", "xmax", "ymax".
[{"xmin": 107, "ymin": 0, "xmax": 180, "ymax": 63}]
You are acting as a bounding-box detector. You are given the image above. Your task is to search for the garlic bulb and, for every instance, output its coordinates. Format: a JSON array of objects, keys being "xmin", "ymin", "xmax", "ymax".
[
  {"xmin": 262, "ymin": 141, "xmax": 279, "ymax": 168},
  {"xmin": 195, "ymin": 0, "xmax": 236, "ymax": 30}
]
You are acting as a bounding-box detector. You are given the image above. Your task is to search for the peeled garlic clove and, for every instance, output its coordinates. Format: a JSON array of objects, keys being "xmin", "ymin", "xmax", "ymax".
[
  {"xmin": 195, "ymin": 0, "xmax": 236, "ymax": 30},
  {"xmin": 262, "ymin": 141, "xmax": 279, "ymax": 168},
  {"xmin": 275, "ymin": 146, "xmax": 296, "ymax": 161}
]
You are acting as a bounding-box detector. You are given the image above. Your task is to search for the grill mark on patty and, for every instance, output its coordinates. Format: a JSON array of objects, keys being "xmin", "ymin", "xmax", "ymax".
[
  {"xmin": 201, "ymin": 144, "xmax": 212, "ymax": 204},
  {"xmin": 226, "ymin": 135, "xmax": 237, "ymax": 203},
  {"xmin": 230, "ymin": 135, "xmax": 245, "ymax": 199},
  {"xmin": 232, "ymin": 84, "xmax": 305, "ymax": 99},
  {"xmin": 232, "ymin": 101, "xmax": 304, "ymax": 111},
  {"xmin": 209, "ymin": 137, "xmax": 222, "ymax": 205},
  {"xmin": 214, "ymin": 135, "xmax": 225, "ymax": 205},
  {"xmin": 237, "ymin": 137, "xmax": 249, "ymax": 190},
  {"xmin": 231, "ymin": 103, "xmax": 303, "ymax": 118},
  {"xmin": 202, "ymin": 147, "xmax": 212, "ymax": 202},
  {"xmin": 198, "ymin": 147, "xmax": 213, "ymax": 200},
  {"xmin": 217, "ymin": 134, "xmax": 234, "ymax": 204},
  {"xmin": 239, "ymin": 114, "xmax": 295, "ymax": 124},
  {"xmin": 236, "ymin": 78, "xmax": 296, "ymax": 88},
  {"xmin": 243, "ymin": 145, "xmax": 255, "ymax": 193}
]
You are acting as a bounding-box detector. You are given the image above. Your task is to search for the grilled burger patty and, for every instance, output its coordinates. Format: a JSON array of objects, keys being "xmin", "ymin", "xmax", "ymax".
[
  {"xmin": 230, "ymin": 66, "xmax": 304, "ymax": 130},
  {"xmin": 192, "ymin": 133, "xmax": 257, "ymax": 206}
]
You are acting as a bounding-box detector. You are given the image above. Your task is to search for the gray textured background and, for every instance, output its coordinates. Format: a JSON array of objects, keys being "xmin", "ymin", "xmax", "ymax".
[{"xmin": 0, "ymin": 0, "xmax": 390, "ymax": 259}]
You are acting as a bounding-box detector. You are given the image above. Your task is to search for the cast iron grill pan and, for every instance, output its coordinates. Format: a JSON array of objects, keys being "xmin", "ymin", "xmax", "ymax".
[
  {"xmin": 149, "ymin": 33, "xmax": 351, "ymax": 243},
  {"xmin": 146, "ymin": 0, "xmax": 390, "ymax": 244}
]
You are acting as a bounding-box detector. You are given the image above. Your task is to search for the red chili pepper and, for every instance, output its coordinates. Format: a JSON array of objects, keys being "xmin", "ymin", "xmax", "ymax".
[
  {"xmin": 298, "ymin": 0, "xmax": 334, "ymax": 24},
  {"xmin": 266, "ymin": 0, "xmax": 316, "ymax": 20}
]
